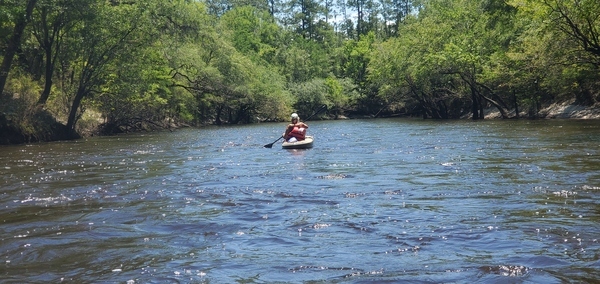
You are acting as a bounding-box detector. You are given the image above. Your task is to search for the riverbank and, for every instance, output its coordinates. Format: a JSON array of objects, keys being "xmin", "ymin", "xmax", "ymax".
[
  {"xmin": 484, "ymin": 100, "xmax": 600, "ymax": 119},
  {"xmin": 2, "ymin": 101, "xmax": 599, "ymax": 145},
  {"xmin": 541, "ymin": 100, "xmax": 600, "ymax": 119}
]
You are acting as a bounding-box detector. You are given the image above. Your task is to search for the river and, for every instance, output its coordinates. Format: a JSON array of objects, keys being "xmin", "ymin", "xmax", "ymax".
[{"xmin": 1, "ymin": 118, "xmax": 599, "ymax": 283}]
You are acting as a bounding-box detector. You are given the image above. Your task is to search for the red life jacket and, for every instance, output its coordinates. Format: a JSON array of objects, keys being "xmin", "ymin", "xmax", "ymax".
[{"xmin": 289, "ymin": 126, "xmax": 306, "ymax": 140}]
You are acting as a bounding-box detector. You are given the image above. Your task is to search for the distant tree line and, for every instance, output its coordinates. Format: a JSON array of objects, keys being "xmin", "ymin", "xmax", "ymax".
[{"xmin": 0, "ymin": 0, "xmax": 598, "ymax": 142}]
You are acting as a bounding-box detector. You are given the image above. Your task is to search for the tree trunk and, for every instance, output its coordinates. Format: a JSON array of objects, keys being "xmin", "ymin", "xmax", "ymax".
[
  {"xmin": 0, "ymin": 0, "xmax": 38, "ymax": 96},
  {"xmin": 471, "ymin": 85, "xmax": 481, "ymax": 120},
  {"xmin": 37, "ymin": 40, "xmax": 54, "ymax": 105},
  {"xmin": 66, "ymin": 86, "xmax": 86, "ymax": 131},
  {"xmin": 37, "ymin": 6, "xmax": 59, "ymax": 106},
  {"xmin": 513, "ymin": 90, "xmax": 520, "ymax": 118},
  {"xmin": 215, "ymin": 106, "xmax": 222, "ymax": 125}
]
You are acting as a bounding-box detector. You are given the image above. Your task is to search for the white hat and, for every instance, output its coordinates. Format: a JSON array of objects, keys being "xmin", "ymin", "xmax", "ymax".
[{"xmin": 291, "ymin": 113, "xmax": 299, "ymax": 119}]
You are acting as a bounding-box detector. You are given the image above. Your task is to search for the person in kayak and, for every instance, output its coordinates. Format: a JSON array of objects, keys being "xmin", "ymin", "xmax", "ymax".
[{"xmin": 283, "ymin": 113, "xmax": 308, "ymax": 142}]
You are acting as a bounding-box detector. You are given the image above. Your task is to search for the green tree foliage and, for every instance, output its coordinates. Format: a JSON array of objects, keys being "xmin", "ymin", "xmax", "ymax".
[
  {"xmin": 61, "ymin": 0, "xmax": 160, "ymax": 131},
  {"xmin": 284, "ymin": 0, "xmax": 327, "ymax": 39},
  {"xmin": 499, "ymin": 0, "xmax": 600, "ymax": 114},
  {"xmin": 277, "ymin": 36, "xmax": 332, "ymax": 83},
  {"xmin": 535, "ymin": 0, "xmax": 599, "ymax": 105},
  {"xmin": 0, "ymin": 0, "xmax": 37, "ymax": 96},
  {"xmin": 543, "ymin": 0, "xmax": 600, "ymax": 63},
  {"xmin": 342, "ymin": 32, "xmax": 375, "ymax": 89},
  {"xmin": 170, "ymin": 9, "xmax": 293, "ymax": 124},
  {"xmin": 371, "ymin": 0, "xmax": 532, "ymax": 118},
  {"xmin": 30, "ymin": 0, "xmax": 89, "ymax": 106},
  {"xmin": 324, "ymin": 76, "xmax": 358, "ymax": 116},
  {"xmin": 2, "ymin": 0, "xmax": 600, "ymax": 143},
  {"xmin": 220, "ymin": 6, "xmax": 281, "ymax": 63},
  {"xmin": 421, "ymin": 0, "xmax": 515, "ymax": 119}
]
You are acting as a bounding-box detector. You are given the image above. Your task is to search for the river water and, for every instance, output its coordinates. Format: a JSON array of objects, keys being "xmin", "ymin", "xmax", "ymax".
[{"xmin": 1, "ymin": 118, "xmax": 599, "ymax": 283}]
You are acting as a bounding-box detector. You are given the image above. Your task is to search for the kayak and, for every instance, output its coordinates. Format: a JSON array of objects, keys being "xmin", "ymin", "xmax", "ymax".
[{"xmin": 282, "ymin": 136, "xmax": 314, "ymax": 149}]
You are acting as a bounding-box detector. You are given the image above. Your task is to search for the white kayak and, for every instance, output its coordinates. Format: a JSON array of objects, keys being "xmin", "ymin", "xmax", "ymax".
[{"xmin": 282, "ymin": 136, "xmax": 314, "ymax": 149}]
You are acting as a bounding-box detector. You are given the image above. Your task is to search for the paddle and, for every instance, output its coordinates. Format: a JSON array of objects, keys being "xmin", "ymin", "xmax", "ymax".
[{"xmin": 263, "ymin": 104, "xmax": 327, "ymax": 148}]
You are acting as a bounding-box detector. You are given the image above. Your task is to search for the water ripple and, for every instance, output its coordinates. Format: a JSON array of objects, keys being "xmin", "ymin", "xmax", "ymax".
[{"xmin": 0, "ymin": 119, "xmax": 599, "ymax": 282}]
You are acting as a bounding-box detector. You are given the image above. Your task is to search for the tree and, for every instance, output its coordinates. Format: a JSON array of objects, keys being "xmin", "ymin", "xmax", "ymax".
[
  {"xmin": 369, "ymin": 0, "xmax": 519, "ymax": 119},
  {"xmin": 219, "ymin": 6, "xmax": 281, "ymax": 62},
  {"xmin": 61, "ymin": 1, "xmax": 157, "ymax": 131},
  {"xmin": 92, "ymin": 0, "xmax": 211, "ymax": 131},
  {"xmin": 543, "ymin": 0, "xmax": 600, "ymax": 65},
  {"xmin": 342, "ymin": 32, "xmax": 374, "ymax": 85},
  {"xmin": 30, "ymin": 0, "xmax": 81, "ymax": 106},
  {"xmin": 505, "ymin": 0, "xmax": 600, "ymax": 112},
  {"xmin": 0, "ymin": 0, "xmax": 37, "ymax": 96},
  {"xmin": 285, "ymin": 0, "xmax": 326, "ymax": 39},
  {"xmin": 324, "ymin": 76, "xmax": 357, "ymax": 117},
  {"xmin": 289, "ymin": 78, "xmax": 328, "ymax": 116},
  {"xmin": 379, "ymin": 0, "xmax": 415, "ymax": 37},
  {"xmin": 341, "ymin": 31, "xmax": 375, "ymax": 103},
  {"xmin": 169, "ymin": 8, "xmax": 293, "ymax": 124}
]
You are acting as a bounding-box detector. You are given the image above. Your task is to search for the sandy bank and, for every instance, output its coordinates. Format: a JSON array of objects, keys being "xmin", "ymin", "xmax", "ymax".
[{"xmin": 484, "ymin": 100, "xmax": 600, "ymax": 119}]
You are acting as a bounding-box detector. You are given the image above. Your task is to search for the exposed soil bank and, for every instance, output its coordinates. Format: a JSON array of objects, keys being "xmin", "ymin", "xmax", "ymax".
[
  {"xmin": 540, "ymin": 101, "xmax": 600, "ymax": 119},
  {"xmin": 484, "ymin": 100, "xmax": 600, "ymax": 119}
]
